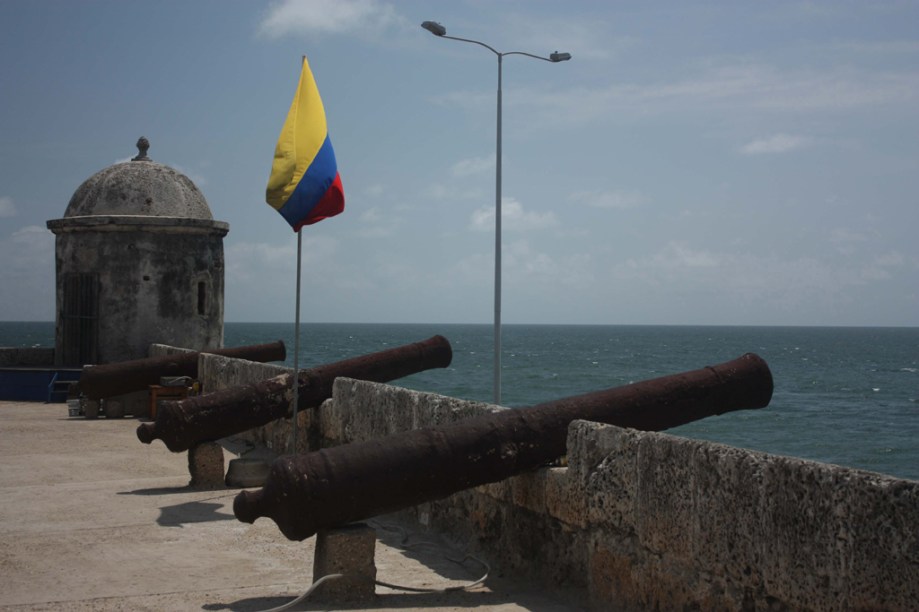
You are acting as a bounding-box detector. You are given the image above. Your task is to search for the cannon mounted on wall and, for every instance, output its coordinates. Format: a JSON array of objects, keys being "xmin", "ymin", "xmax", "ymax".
[
  {"xmin": 137, "ymin": 335, "xmax": 453, "ymax": 452},
  {"xmin": 78, "ymin": 341, "xmax": 287, "ymax": 400},
  {"xmin": 234, "ymin": 353, "xmax": 773, "ymax": 541}
]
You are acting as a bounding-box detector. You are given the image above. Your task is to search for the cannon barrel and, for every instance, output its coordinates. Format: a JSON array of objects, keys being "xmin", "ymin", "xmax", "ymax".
[
  {"xmin": 234, "ymin": 353, "xmax": 773, "ymax": 541},
  {"xmin": 79, "ymin": 341, "xmax": 287, "ymax": 400},
  {"xmin": 137, "ymin": 335, "xmax": 453, "ymax": 452}
]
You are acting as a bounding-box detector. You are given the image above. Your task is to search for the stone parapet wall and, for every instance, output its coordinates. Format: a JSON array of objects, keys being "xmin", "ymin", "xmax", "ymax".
[
  {"xmin": 319, "ymin": 376, "xmax": 503, "ymax": 445},
  {"xmin": 197, "ymin": 355, "xmax": 919, "ymax": 611},
  {"xmin": 570, "ymin": 423, "xmax": 918, "ymax": 610},
  {"xmin": 148, "ymin": 343, "xmax": 197, "ymax": 357},
  {"xmin": 322, "ymin": 378, "xmax": 919, "ymax": 612},
  {"xmin": 0, "ymin": 347, "xmax": 55, "ymax": 367},
  {"xmin": 196, "ymin": 353, "xmax": 308, "ymax": 454}
]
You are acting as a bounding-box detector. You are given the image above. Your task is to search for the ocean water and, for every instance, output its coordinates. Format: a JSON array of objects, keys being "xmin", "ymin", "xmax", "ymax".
[{"xmin": 2, "ymin": 321, "xmax": 917, "ymax": 481}]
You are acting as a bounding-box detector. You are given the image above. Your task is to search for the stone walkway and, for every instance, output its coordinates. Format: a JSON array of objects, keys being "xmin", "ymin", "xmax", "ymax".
[{"xmin": 0, "ymin": 401, "xmax": 585, "ymax": 611}]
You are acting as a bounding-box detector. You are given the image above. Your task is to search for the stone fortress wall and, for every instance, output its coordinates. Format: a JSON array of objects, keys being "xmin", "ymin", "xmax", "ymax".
[{"xmin": 195, "ymin": 351, "xmax": 919, "ymax": 611}]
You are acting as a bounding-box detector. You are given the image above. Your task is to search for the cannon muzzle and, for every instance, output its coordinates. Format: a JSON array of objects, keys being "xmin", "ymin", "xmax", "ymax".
[
  {"xmin": 137, "ymin": 335, "xmax": 453, "ymax": 452},
  {"xmin": 79, "ymin": 341, "xmax": 286, "ymax": 400},
  {"xmin": 234, "ymin": 353, "xmax": 773, "ymax": 541}
]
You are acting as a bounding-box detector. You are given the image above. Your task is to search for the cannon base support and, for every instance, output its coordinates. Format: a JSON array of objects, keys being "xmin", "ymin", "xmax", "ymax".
[
  {"xmin": 312, "ymin": 523, "xmax": 377, "ymax": 603},
  {"xmin": 225, "ymin": 457, "xmax": 270, "ymax": 488},
  {"xmin": 187, "ymin": 442, "xmax": 224, "ymax": 489},
  {"xmin": 83, "ymin": 399, "xmax": 100, "ymax": 419}
]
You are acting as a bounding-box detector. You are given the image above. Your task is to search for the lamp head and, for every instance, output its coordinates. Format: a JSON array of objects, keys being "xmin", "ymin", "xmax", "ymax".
[
  {"xmin": 421, "ymin": 21, "xmax": 447, "ymax": 36},
  {"xmin": 550, "ymin": 51, "xmax": 572, "ymax": 62}
]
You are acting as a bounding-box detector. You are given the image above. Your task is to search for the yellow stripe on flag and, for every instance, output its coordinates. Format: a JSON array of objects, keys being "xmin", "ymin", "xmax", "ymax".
[{"xmin": 266, "ymin": 57, "xmax": 330, "ymax": 210}]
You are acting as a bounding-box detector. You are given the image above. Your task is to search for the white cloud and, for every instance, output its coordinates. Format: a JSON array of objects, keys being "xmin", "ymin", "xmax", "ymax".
[
  {"xmin": 857, "ymin": 251, "xmax": 908, "ymax": 283},
  {"xmin": 828, "ymin": 39, "xmax": 919, "ymax": 57},
  {"xmin": 449, "ymin": 249, "xmax": 493, "ymax": 286},
  {"xmin": 423, "ymin": 183, "xmax": 450, "ymax": 201},
  {"xmin": 470, "ymin": 198, "xmax": 558, "ymax": 232},
  {"xmin": 10, "ymin": 225, "xmax": 50, "ymax": 245},
  {"xmin": 429, "ymin": 89, "xmax": 494, "ymax": 113},
  {"xmin": 447, "ymin": 237, "xmax": 590, "ymax": 294},
  {"xmin": 257, "ymin": 0, "xmax": 405, "ymax": 39},
  {"xmin": 423, "ymin": 182, "xmax": 484, "ymax": 202},
  {"xmin": 874, "ymin": 252, "xmax": 905, "ymax": 267},
  {"xmin": 598, "ymin": 240, "xmax": 918, "ymax": 323},
  {"xmin": 169, "ymin": 163, "xmax": 209, "ymax": 188},
  {"xmin": 223, "ymin": 236, "xmax": 346, "ymax": 320},
  {"xmin": 740, "ymin": 134, "xmax": 812, "ymax": 155},
  {"xmin": 226, "ymin": 236, "xmax": 341, "ymax": 278},
  {"xmin": 470, "ymin": 206, "xmax": 494, "ymax": 231},
  {"xmin": 359, "ymin": 207, "xmax": 382, "ymax": 224},
  {"xmin": 357, "ymin": 205, "xmax": 399, "ymax": 237},
  {"xmin": 503, "ymin": 240, "xmax": 561, "ymax": 280},
  {"xmin": 632, "ymin": 242, "xmax": 720, "ymax": 273},
  {"xmin": 0, "ymin": 196, "xmax": 16, "ymax": 217},
  {"xmin": 451, "ymin": 154, "xmax": 495, "ymax": 178},
  {"xmin": 571, "ymin": 189, "xmax": 646, "ymax": 210},
  {"xmin": 540, "ymin": 62, "xmax": 919, "ymax": 128},
  {"xmin": 364, "ymin": 184, "xmax": 385, "ymax": 198},
  {"xmin": 0, "ymin": 226, "xmax": 55, "ymax": 320},
  {"xmin": 499, "ymin": 18, "xmax": 624, "ymax": 63},
  {"xmin": 225, "ymin": 240, "xmax": 297, "ymax": 282},
  {"xmin": 829, "ymin": 227, "xmax": 868, "ymax": 254}
]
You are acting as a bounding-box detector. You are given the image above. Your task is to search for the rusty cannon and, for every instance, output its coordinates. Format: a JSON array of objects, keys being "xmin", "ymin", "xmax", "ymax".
[
  {"xmin": 136, "ymin": 335, "xmax": 453, "ymax": 453},
  {"xmin": 234, "ymin": 353, "xmax": 773, "ymax": 541},
  {"xmin": 78, "ymin": 341, "xmax": 287, "ymax": 400}
]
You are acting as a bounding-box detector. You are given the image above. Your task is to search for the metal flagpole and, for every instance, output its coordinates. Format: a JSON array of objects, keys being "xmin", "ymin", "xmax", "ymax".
[
  {"xmin": 291, "ymin": 231, "xmax": 302, "ymax": 452},
  {"xmin": 288, "ymin": 54, "xmax": 307, "ymax": 454}
]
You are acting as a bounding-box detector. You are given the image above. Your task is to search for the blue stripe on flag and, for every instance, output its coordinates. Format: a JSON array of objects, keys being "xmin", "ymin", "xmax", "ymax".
[{"xmin": 278, "ymin": 135, "xmax": 338, "ymax": 228}]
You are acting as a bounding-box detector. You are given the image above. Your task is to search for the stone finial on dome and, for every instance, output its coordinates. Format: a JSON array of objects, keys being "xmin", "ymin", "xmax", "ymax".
[{"xmin": 132, "ymin": 137, "xmax": 151, "ymax": 161}]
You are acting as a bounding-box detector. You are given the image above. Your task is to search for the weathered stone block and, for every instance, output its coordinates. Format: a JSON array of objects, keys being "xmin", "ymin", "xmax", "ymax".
[
  {"xmin": 0, "ymin": 347, "xmax": 54, "ymax": 367},
  {"xmin": 756, "ymin": 456, "xmax": 852, "ymax": 610},
  {"xmin": 323, "ymin": 378, "xmax": 501, "ymax": 449},
  {"xmin": 633, "ymin": 432, "xmax": 695, "ymax": 560},
  {"xmin": 103, "ymin": 399, "xmax": 124, "ymax": 418},
  {"xmin": 312, "ymin": 524, "xmax": 377, "ymax": 603},
  {"xmin": 575, "ymin": 422, "xmax": 638, "ymax": 531},
  {"xmin": 589, "ymin": 538, "xmax": 640, "ymax": 611},
  {"xmin": 188, "ymin": 441, "xmax": 224, "ymax": 489},
  {"xmin": 509, "ymin": 470, "xmax": 548, "ymax": 514},
  {"xmin": 842, "ymin": 475, "xmax": 919, "ymax": 610},
  {"xmin": 567, "ymin": 419, "xmax": 626, "ymax": 485},
  {"xmin": 477, "ymin": 478, "xmax": 512, "ymax": 502},
  {"xmin": 321, "ymin": 379, "xmax": 420, "ymax": 443},
  {"xmin": 198, "ymin": 354, "xmax": 306, "ymax": 453},
  {"xmin": 545, "ymin": 466, "xmax": 587, "ymax": 528},
  {"xmin": 83, "ymin": 399, "xmax": 100, "ymax": 419},
  {"xmin": 689, "ymin": 440, "xmax": 768, "ymax": 588}
]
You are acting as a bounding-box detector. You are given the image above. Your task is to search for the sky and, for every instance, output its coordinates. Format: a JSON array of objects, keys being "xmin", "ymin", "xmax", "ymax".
[{"xmin": 1, "ymin": 0, "xmax": 918, "ymax": 326}]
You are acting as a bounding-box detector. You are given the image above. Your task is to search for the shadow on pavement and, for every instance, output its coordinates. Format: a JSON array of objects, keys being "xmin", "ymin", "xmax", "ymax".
[
  {"xmin": 157, "ymin": 500, "xmax": 236, "ymax": 527},
  {"xmin": 118, "ymin": 485, "xmax": 199, "ymax": 496},
  {"xmin": 202, "ymin": 587, "xmax": 522, "ymax": 611}
]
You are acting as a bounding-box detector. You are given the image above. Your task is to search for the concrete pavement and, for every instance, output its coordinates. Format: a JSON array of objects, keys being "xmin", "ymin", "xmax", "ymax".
[{"xmin": 0, "ymin": 401, "xmax": 584, "ymax": 611}]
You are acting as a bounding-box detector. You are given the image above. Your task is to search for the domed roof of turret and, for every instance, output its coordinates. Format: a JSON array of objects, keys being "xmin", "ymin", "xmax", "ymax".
[{"xmin": 64, "ymin": 137, "xmax": 213, "ymax": 220}]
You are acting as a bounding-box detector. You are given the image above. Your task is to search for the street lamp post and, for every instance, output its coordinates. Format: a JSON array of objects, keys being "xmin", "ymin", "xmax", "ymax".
[{"xmin": 422, "ymin": 21, "xmax": 570, "ymax": 405}]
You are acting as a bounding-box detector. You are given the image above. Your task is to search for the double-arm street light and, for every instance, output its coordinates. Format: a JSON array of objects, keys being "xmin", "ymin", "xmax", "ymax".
[{"xmin": 422, "ymin": 20, "xmax": 571, "ymax": 405}]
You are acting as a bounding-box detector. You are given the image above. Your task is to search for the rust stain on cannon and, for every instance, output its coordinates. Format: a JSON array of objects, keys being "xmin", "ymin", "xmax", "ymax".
[
  {"xmin": 79, "ymin": 341, "xmax": 286, "ymax": 400},
  {"xmin": 137, "ymin": 335, "xmax": 453, "ymax": 452},
  {"xmin": 234, "ymin": 353, "xmax": 773, "ymax": 541}
]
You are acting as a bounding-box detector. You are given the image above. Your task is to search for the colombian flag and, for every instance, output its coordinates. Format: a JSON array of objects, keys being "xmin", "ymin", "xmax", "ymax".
[{"xmin": 266, "ymin": 57, "xmax": 344, "ymax": 231}]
